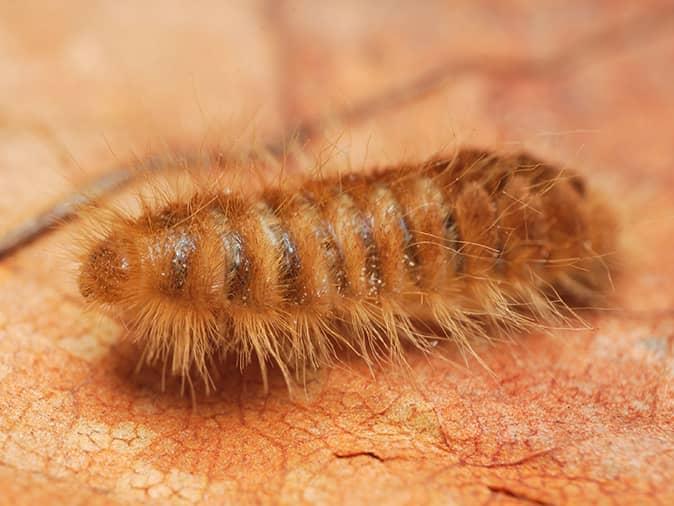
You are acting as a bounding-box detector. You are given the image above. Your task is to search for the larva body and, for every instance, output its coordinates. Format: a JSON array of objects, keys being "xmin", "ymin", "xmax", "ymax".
[{"xmin": 78, "ymin": 149, "xmax": 617, "ymax": 388}]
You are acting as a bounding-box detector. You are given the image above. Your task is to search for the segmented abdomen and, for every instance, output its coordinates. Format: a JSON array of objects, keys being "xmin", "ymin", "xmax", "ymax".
[
  {"xmin": 86, "ymin": 148, "xmax": 616, "ymax": 383},
  {"xmin": 164, "ymin": 149, "xmax": 609, "ymax": 316}
]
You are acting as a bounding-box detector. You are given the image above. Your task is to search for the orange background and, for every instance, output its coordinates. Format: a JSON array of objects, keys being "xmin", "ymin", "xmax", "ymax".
[{"xmin": 0, "ymin": 1, "xmax": 673, "ymax": 504}]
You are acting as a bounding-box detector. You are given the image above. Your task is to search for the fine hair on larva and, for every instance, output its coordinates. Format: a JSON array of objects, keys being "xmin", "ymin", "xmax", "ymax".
[{"xmin": 75, "ymin": 147, "xmax": 618, "ymax": 394}]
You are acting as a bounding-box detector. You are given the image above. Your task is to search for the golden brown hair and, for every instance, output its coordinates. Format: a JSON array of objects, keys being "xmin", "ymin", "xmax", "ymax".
[{"xmin": 76, "ymin": 148, "xmax": 619, "ymax": 392}]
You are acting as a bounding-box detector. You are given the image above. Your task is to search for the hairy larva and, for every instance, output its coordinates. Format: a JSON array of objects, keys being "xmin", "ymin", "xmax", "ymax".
[{"xmin": 76, "ymin": 148, "xmax": 618, "ymax": 392}]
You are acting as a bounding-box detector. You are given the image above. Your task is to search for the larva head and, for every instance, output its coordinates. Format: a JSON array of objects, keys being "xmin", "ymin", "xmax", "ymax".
[
  {"xmin": 77, "ymin": 205, "xmax": 225, "ymax": 382},
  {"xmin": 78, "ymin": 237, "xmax": 133, "ymax": 303},
  {"xmin": 78, "ymin": 205, "xmax": 226, "ymax": 307}
]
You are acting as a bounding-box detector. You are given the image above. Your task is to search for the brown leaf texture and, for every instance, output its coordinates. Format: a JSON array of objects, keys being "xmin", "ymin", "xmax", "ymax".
[{"xmin": 1, "ymin": 1, "xmax": 673, "ymax": 505}]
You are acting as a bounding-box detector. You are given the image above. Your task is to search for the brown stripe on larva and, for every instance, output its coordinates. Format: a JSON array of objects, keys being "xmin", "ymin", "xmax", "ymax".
[
  {"xmin": 210, "ymin": 196, "xmax": 256, "ymax": 303},
  {"xmin": 128, "ymin": 200, "xmax": 199, "ymax": 298},
  {"xmin": 397, "ymin": 214, "xmax": 416, "ymax": 269},
  {"xmin": 166, "ymin": 230, "xmax": 197, "ymax": 292},
  {"xmin": 353, "ymin": 206, "xmax": 382, "ymax": 296},
  {"xmin": 421, "ymin": 175, "xmax": 462, "ymax": 281},
  {"xmin": 379, "ymin": 170, "xmax": 430, "ymax": 288},
  {"xmin": 383, "ymin": 182, "xmax": 421, "ymax": 285},
  {"xmin": 76, "ymin": 149, "xmax": 619, "ymax": 386},
  {"xmin": 261, "ymin": 192, "xmax": 305, "ymax": 304},
  {"xmin": 337, "ymin": 176, "xmax": 384, "ymax": 297},
  {"xmin": 140, "ymin": 205, "xmax": 198, "ymax": 297},
  {"xmin": 299, "ymin": 189, "xmax": 348, "ymax": 295},
  {"xmin": 241, "ymin": 201, "xmax": 288, "ymax": 306},
  {"xmin": 362, "ymin": 182, "xmax": 415, "ymax": 294},
  {"xmin": 302, "ymin": 178, "xmax": 381, "ymax": 299},
  {"xmin": 144, "ymin": 224, "xmax": 200, "ymax": 298},
  {"xmin": 222, "ymin": 230, "xmax": 251, "ymax": 301},
  {"xmin": 277, "ymin": 228, "xmax": 302, "ymax": 299},
  {"xmin": 443, "ymin": 212, "xmax": 464, "ymax": 274},
  {"xmin": 271, "ymin": 191, "xmax": 342, "ymax": 306}
]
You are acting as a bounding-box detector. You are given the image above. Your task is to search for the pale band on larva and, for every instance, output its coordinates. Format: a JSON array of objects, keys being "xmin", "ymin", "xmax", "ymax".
[{"xmin": 76, "ymin": 148, "xmax": 618, "ymax": 391}]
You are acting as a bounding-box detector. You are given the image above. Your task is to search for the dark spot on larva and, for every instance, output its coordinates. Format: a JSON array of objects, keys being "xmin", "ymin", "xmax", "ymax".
[
  {"xmin": 277, "ymin": 227, "xmax": 303, "ymax": 303},
  {"xmin": 301, "ymin": 191, "xmax": 348, "ymax": 294},
  {"xmin": 155, "ymin": 230, "xmax": 197, "ymax": 296},
  {"xmin": 355, "ymin": 210, "xmax": 382, "ymax": 295},
  {"xmin": 169, "ymin": 231, "xmax": 197, "ymax": 291},
  {"xmin": 335, "ymin": 188, "xmax": 383, "ymax": 295},
  {"xmin": 321, "ymin": 221, "xmax": 348, "ymax": 294},
  {"xmin": 444, "ymin": 213, "xmax": 464, "ymax": 273},
  {"xmin": 374, "ymin": 181, "xmax": 421, "ymax": 284},
  {"xmin": 222, "ymin": 231, "xmax": 251, "ymax": 301},
  {"xmin": 261, "ymin": 196, "xmax": 305, "ymax": 304},
  {"xmin": 397, "ymin": 212, "xmax": 421, "ymax": 282}
]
